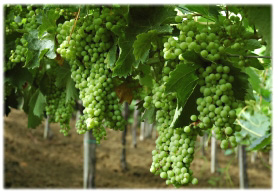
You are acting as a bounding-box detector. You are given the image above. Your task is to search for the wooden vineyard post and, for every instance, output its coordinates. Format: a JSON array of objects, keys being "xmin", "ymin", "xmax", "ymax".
[
  {"xmin": 238, "ymin": 145, "xmax": 248, "ymax": 189},
  {"xmin": 84, "ymin": 130, "xmax": 97, "ymax": 188},
  {"xmin": 269, "ymin": 149, "xmax": 272, "ymax": 165},
  {"xmin": 78, "ymin": 100, "xmax": 97, "ymax": 189},
  {"xmin": 140, "ymin": 121, "xmax": 145, "ymax": 141},
  {"xmin": 211, "ymin": 131, "xmax": 217, "ymax": 173},
  {"xmin": 144, "ymin": 122, "xmax": 151, "ymax": 138},
  {"xmin": 131, "ymin": 101, "xmax": 140, "ymax": 148},
  {"xmin": 43, "ymin": 115, "xmax": 52, "ymax": 139},
  {"xmin": 121, "ymin": 102, "xmax": 129, "ymax": 171},
  {"xmin": 201, "ymin": 132, "xmax": 207, "ymax": 156},
  {"xmin": 250, "ymin": 151, "xmax": 257, "ymax": 164},
  {"xmin": 152, "ymin": 124, "xmax": 157, "ymax": 139}
]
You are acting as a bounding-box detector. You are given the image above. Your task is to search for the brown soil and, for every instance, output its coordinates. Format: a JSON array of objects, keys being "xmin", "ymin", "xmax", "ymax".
[{"xmin": 4, "ymin": 109, "xmax": 272, "ymax": 189}]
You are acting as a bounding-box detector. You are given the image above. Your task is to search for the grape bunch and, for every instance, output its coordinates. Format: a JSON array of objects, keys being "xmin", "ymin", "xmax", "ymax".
[
  {"xmin": 194, "ymin": 63, "xmax": 242, "ymax": 149},
  {"xmin": 6, "ymin": 5, "xmax": 42, "ymax": 71},
  {"xmin": 7, "ymin": 38, "xmax": 28, "ymax": 70},
  {"xmin": 143, "ymin": 41, "xmax": 198, "ymax": 186},
  {"xmin": 150, "ymin": 126, "xmax": 198, "ymax": 187},
  {"xmin": 57, "ymin": 6, "xmax": 127, "ymax": 143},
  {"xmin": 45, "ymin": 83, "xmax": 75, "ymax": 136},
  {"xmin": 164, "ymin": 14, "xmax": 260, "ymax": 69}
]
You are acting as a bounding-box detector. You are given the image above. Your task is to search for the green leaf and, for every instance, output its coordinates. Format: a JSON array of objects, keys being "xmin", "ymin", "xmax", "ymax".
[
  {"xmin": 139, "ymin": 74, "xmax": 153, "ymax": 88},
  {"xmin": 165, "ymin": 62, "xmax": 200, "ymax": 107},
  {"xmin": 225, "ymin": 61, "xmax": 255, "ymax": 100},
  {"xmin": 181, "ymin": 50, "xmax": 210, "ymax": 65},
  {"xmin": 28, "ymin": 89, "xmax": 44, "ymax": 128},
  {"xmin": 248, "ymin": 133, "xmax": 271, "ymax": 150},
  {"xmin": 32, "ymin": 90, "xmax": 46, "ymax": 117},
  {"xmin": 142, "ymin": 106, "xmax": 156, "ymax": 124},
  {"xmin": 14, "ymin": 15, "xmax": 22, "ymax": 23},
  {"xmin": 170, "ymin": 85, "xmax": 202, "ymax": 128},
  {"xmin": 66, "ymin": 78, "xmax": 78, "ymax": 102},
  {"xmin": 5, "ymin": 65, "xmax": 33, "ymax": 88},
  {"xmin": 28, "ymin": 111, "xmax": 43, "ymax": 128},
  {"xmin": 238, "ymin": 111, "xmax": 270, "ymax": 139},
  {"xmin": 183, "ymin": 5, "xmax": 220, "ymax": 21},
  {"xmin": 224, "ymin": 149, "xmax": 234, "ymax": 155},
  {"xmin": 38, "ymin": 9, "xmax": 60, "ymax": 37},
  {"xmin": 24, "ymin": 30, "xmax": 56, "ymax": 68},
  {"xmin": 244, "ymin": 6, "xmax": 271, "ymax": 55},
  {"xmin": 133, "ymin": 26, "xmax": 173, "ymax": 64},
  {"xmin": 113, "ymin": 6, "xmax": 176, "ymax": 77},
  {"xmin": 244, "ymin": 39, "xmax": 262, "ymax": 50},
  {"xmin": 107, "ymin": 42, "xmax": 117, "ymax": 68},
  {"xmin": 133, "ymin": 32, "xmax": 159, "ymax": 63},
  {"xmin": 55, "ymin": 63, "xmax": 78, "ymax": 102},
  {"xmin": 248, "ymin": 55, "xmax": 264, "ymax": 70},
  {"xmin": 4, "ymin": 90, "xmax": 21, "ymax": 116},
  {"xmin": 135, "ymin": 100, "xmax": 145, "ymax": 113},
  {"xmin": 245, "ymin": 67, "xmax": 260, "ymax": 93}
]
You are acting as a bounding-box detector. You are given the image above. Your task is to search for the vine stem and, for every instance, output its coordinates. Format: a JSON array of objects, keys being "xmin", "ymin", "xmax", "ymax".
[
  {"xmin": 227, "ymin": 54, "xmax": 271, "ymax": 59},
  {"xmin": 68, "ymin": 7, "xmax": 80, "ymax": 43}
]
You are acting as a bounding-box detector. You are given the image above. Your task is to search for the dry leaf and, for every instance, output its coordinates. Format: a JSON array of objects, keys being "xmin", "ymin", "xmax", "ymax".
[
  {"xmin": 55, "ymin": 53, "xmax": 64, "ymax": 66},
  {"xmin": 115, "ymin": 83, "xmax": 133, "ymax": 104}
]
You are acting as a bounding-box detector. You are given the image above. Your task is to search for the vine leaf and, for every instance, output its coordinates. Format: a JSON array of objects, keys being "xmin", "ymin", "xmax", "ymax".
[
  {"xmin": 24, "ymin": 30, "xmax": 56, "ymax": 68},
  {"xmin": 133, "ymin": 31, "xmax": 159, "ymax": 63},
  {"xmin": 55, "ymin": 63, "xmax": 78, "ymax": 102},
  {"xmin": 244, "ymin": 39, "xmax": 262, "ymax": 50},
  {"xmin": 244, "ymin": 6, "xmax": 271, "ymax": 55},
  {"xmin": 113, "ymin": 6, "xmax": 176, "ymax": 78},
  {"xmin": 245, "ymin": 67, "xmax": 260, "ymax": 93},
  {"xmin": 248, "ymin": 133, "xmax": 271, "ymax": 151},
  {"xmin": 38, "ymin": 9, "xmax": 60, "ymax": 37},
  {"xmin": 179, "ymin": 5, "xmax": 220, "ymax": 21},
  {"xmin": 5, "ymin": 65, "xmax": 33, "ymax": 88},
  {"xmin": 133, "ymin": 26, "xmax": 173, "ymax": 63},
  {"xmin": 182, "ymin": 50, "xmax": 210, "ymax": 65},
  {"xmin": 137, "ymin": 63, "xmax": 153, "ymax": 88},
  {"xmin": 142, "ymin": 106, "xmax": 156, "ymax": 124},
  {"xmin": 4, "ymin": 91, "xmax": 21, "ymax": 116},
  {"xmin": 170, "ymin": 84, "xmax": 202, "ymax": 128},
  {"xmin": 165, "ymin": 62, "xmax": 200, "ymax": 108},
  {"xmin": 223, "ymin": 60, "xmax": 255, "ymax": 101},
  {"xmin": 32, "ymin": 90, "xmax": 46, "ymax": 117},
  {"xmin": 115, "ymin": 82, "xmax": 133, "ymax": 104},
  {"xmin": 238, "ymin": 111, "xmax": 270, "ymax": 139},
  {"xmin": 247, "ymin": 55, "xmax": 264, "ymax": 70},
  {"xmin": 28, "ymin": 89, "xmax": 45, "ymax": 128},
  {"xmin": 107, "ymin": 43, "xmax": 117, "ymax": 68}
]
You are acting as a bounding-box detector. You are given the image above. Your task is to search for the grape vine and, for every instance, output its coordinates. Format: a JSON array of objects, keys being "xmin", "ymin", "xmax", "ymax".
[{"xmin": 4, "ymin": 4, "xmax": 271, "ymax": 188}]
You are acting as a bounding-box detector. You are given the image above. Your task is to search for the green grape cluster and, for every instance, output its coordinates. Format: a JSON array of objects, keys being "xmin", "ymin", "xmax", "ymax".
[
  {"xmin": 150, "ymin": 126, "xmax": 198, "ymax": 187},
  {"xmin": 57, "ymin": 7, "xmax": 127, "ymax": 143},
  {"xmin": 54, "ymin": 6, "xmax": 76, "ymax": 20},
  {"xmin": 6, "ymin": 5, "xmax": 42, "ymax": 71},
  {"xmin": 194, "ymin": 63, "xmax": 242, "ymax": 149},
  {"xmin": 143, "ymin": 40, "xmax": 198, "ymax": 186},
  {"xmin": 164, "ymin": 14, "xmax": 260, "ymax": 68},
  {"xmin": 45, "ymin": 83, "xmax": 75, "ymax": 136},
  {"xmin": 8, "ymin": 38, "xmax": 27, "ymax": 64}
]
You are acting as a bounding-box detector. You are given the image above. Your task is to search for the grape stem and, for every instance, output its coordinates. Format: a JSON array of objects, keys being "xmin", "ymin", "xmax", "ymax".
[
  {"xmin": 226, "ymin": 6, "xmax": 229, "ymax": 19},
  {"xmin": 227, "ymin": 54, "xmax": 271, "ymax": 59},
  {"xmin": 68, "ymin": 7, "xmax": 80, "ymax": 43}
]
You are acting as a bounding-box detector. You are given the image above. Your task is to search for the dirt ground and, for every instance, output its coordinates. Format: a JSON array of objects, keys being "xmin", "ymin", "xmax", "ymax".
[{"xmin": 4, "ymin": 109, "xmax": 272, "ymax": 189}]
